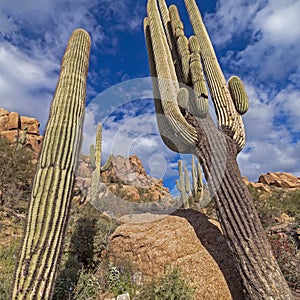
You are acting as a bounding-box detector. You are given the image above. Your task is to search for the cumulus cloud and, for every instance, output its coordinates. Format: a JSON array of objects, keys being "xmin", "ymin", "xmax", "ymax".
[
  {"xmin": 0, "ymin": 0, "xmax": 146, "ymax": 127},
  {"xmin": 203, "ymin": 0, "xmax": 300, "ymax": 180}
]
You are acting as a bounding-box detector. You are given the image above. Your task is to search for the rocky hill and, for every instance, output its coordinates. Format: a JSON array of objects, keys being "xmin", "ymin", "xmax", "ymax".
[{"xmin": 0, "ymin": 108, "xmax": 43, "ymax": 159}]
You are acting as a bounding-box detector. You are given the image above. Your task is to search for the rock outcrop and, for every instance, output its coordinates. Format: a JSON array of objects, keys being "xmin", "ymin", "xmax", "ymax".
[
  {"xmin": 0, "ymin": 108, "xmax": 43, "ymax": 158},
  {"xmin": 107, "ymin": 209, "xmax": 245, "ymax": 300},
  {"xmin": 101, "ymin": 155, "xmax": 171, "ymax": 202},
  {"xmin": 258, "ymin": 172, "xmax": 300, "ymax": 188}
]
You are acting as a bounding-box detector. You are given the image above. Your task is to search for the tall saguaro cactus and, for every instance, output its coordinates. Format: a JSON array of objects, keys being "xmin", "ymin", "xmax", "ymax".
[
  {"xmin": 144, "ymin": 0, "xmax": 292, "ymax": 299},
  {"xmin": 12, "ymin": 29, "xmax": 91, "ymax": 299}
]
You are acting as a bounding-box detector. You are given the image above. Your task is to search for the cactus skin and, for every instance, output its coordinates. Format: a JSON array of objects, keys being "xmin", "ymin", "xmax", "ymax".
[
  {"xmin": 144, "ymin": 1, "xmax": 292, "ymax": 299},
  {"xmin": 90, "ymin": 144, "xmax": 96, "ymax": 170},
  {"xmin": 11, "ymin": 29, "xmax": 91, "ymax": 300}
]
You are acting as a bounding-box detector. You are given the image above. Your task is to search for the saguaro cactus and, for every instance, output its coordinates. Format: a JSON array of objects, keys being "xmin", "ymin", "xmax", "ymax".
[
  {"xmin": 191, "ymin": 155, "xmax": 203, "ymax": 205},
  {"xmin": 176, "ymin": 156, "xmax": 203, "ymax": 208},
  {"xmin": 176, "ymin": 160, "xmax": 190, "ymax": 208},
  {"xmin": 12, "ymin": 29, "xmax": 91, "ymax": 299},
  {"xmin": 144, "ymin": 0, "xmax": 292, "ymax": 299},
  {"xmin": 89, "ymin": 122, "xmax": 113, "ymax": 204}
]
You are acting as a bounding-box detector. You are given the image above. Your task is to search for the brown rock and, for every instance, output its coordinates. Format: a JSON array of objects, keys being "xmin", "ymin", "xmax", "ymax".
[
  {"xmin": 258, "ymin": 172, "xmax": 300, "ymax": 188},
  {"xmin": 20, "ymin": 116, "xmax": 40, "ymax": 134},
  {"xmin": 101, "ymin": 155, "xmax": 171, "ymax": 202},
  {"xmin": 0, "ymin": 115, "xmax": 9, "ymax": 131},
  {"xmin": 0, "ymin": 108, "xmax": 9, "ymax": 117},
  {"xmin": 0, "ymin": 129, "xmax": 19, "ymax": 142},
  {"xmin": 8, "ymin": 112, "xmax": 20, "ymax": 130},
  {"xmin": 108, "ymin": 209, "xmax": 245, "ymax": 300},
  {"xmin": 122, "ymin": 185, "xmax": 140, "ymax": 202},
  {"xmin": 25, "ymin": 133, "xmax": 43, "ymax": 154},
  {"xmin": 275, "ymin": 213, "xmax": 295, "ymax": 224}
]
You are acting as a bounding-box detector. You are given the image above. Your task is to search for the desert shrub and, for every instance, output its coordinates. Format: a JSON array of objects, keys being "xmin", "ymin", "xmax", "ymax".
[
  {"xmin": 0, "ymin": 238, "xmax": 22, "ymax": 299},
  {"xmin": 136, "ymin": 267, "xmax": 195, "ymax": 300},
  {"xmin": 0, "ymin": 136, "xmax": 35, "ymax": 214},
  {"xmin": 73, "ymin": 270, "xmax": 101, "ymax": 300},
  {"xmin": 269, "ymin": 235, "xmax": 300, "ymax": 293},
  {"xmin": 98, "ymin": 258, "xmax": 138, "ymax": 298},
  {"xmin": 53, "ymin": 203, "xmax": 119, "ymax": 298}
]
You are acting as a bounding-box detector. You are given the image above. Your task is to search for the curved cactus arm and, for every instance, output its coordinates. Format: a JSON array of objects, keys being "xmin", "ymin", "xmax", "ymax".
[
  {"xmin": 12, "ymin": 28, "xmax": 91, "ymax": 299},
  {"xmin": 228, "ymin": 76, "xmax": 249, "ymax": 115},
  {"xmin": 100, "ymin": 154, "xmax": 114, "ymax": 172},
  {"xmin": 144, "ymin": 11, "xmax": 197, "ymax": 153},
  {"xmin": 184, "ymin": 0, "xmax": 246, "ymax": 151}
]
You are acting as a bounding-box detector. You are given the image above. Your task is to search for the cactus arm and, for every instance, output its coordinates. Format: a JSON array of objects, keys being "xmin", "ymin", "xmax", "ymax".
[
  {"xmin": 12, "ymin": 28, "xmax": 90, "ymax": 300},
  {"xmin": 100, "ymin": 154, "xmax": 113, "ymax": 172},
  {"xmin": 188, "ymin": 36, "xmax": 209, "ymax": 117},
  {"xmin": 169, "ymin": 5, "xmax": 190, "ymax": 85},
  {"xmin": 228, "ymin": 76, "xmax": 249, "ymax": 115},
  {"xmin": 184, "ymin": 0, "xmax": 246, "ymax": 151},
  {"xmin": 144, "ymin": 11, "xmax": 197, "ymax": 153}
]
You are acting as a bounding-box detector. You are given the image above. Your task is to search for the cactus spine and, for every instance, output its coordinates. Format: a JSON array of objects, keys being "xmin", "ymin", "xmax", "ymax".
[
  {"xmin": 12, "ymin": 29, "xmax": 91, "ymax": 299},
  {"xmin": 144, "ymin": 1, "xmax": 292, "ymax": 298}
]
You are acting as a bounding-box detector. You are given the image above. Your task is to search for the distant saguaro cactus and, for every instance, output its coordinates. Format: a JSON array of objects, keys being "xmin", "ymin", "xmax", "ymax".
[
  {"xmin": 144, "ymin": 0, "xmax": 292, "ymax": 299},
  {"xmin": 176, "ymin": 160, "xmax": 190, "ymax": 208},
  {"xmin": 89, "ymin": 122, "xmax": 113, "ymax": 204},
  {"xmin": 191, "ymin": 155, "xmax": 203, "ymax": 205},
  {"xmin": 176, "ymin": 156, "xmax": 203, "ymax": 208},
  {"xmin": 12, "ymin": 29, "xmax": 91, "ymax": 299}
]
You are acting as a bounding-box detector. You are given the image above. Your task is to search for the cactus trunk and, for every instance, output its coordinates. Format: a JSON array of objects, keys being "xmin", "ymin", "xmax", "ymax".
[{"xmin": 11, "ymin": 28, "xmax": 91, "ymax": 300}]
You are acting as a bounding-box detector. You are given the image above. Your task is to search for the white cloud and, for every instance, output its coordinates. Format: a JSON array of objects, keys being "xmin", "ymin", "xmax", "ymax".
[{"xmin": 204, "ymin": 0, "xmax": 262, "ymax": 46}]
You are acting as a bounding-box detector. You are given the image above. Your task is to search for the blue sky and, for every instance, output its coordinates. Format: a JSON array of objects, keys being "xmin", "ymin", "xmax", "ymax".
[{"xmin": 0, "ymin": 0, "xmax": 299, "ymax": 194}]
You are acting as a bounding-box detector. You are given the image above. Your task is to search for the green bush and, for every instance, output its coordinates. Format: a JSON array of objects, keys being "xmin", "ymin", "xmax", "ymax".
[
  {"xmin": 53, "ymin": 203, "xmax": 119, "ymax": 299},
  {"xmin": 0, "ymin": 238, "xmax": 22, "ymax": 299},
  {"xmin": 73, "ymin": 270, "xmax": 101, "ymax": 300},
  {"xmin": 136, "ymin": 267, "xmax": 195, "ymax": 300},
  {"xmin": 0, "ymin": 136, "xmax": 35, "ymax": 214}
]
